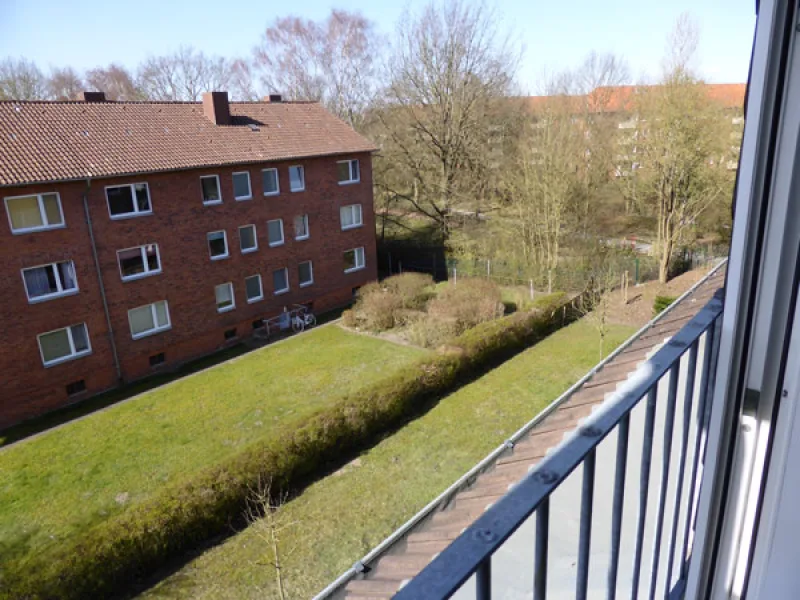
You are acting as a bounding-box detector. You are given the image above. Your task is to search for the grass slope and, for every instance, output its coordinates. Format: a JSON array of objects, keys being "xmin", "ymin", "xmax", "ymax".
[
  {"xmin": 141, "ymin": 319, "xmax": 636, "ymax": 600},
  {"xmin": 0, "ymin": 326, "xmax": 426, "ymax": 569}
]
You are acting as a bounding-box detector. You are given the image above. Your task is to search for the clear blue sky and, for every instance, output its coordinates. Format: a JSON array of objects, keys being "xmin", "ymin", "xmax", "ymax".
[{"xmin": 0, "ymin": 0, "xmax": 756, "ymax": 91}]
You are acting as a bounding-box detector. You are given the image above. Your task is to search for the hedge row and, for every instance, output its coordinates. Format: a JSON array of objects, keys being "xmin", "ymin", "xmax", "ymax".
[{"xmin": 1, "ymin": 293, "xmax": 585, "ymax": 600}]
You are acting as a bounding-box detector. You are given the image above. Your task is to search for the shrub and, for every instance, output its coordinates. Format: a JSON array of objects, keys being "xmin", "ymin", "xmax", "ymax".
[
  {"xmin": 653, "ymin": 295, "xmax": 677, "ymax": 316},
  {"xmin": 383, "ymin": 272, "xmax": 434, "ymax": 309},
  {"xmin": 427, "ymin": 279, "xmax": 504, "ymax": 336}
]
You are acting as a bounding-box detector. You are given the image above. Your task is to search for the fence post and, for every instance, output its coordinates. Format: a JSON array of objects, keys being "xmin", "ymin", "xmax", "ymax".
[
  {"xmin": 398, "ymin": 260, "xmax": 403, "ymax": 274},
  {"xmin": 487, "ymin": 259, "xmax": 491, "ymax": 277},
  {"xmin": 453, "ymin": 266, "xmax": 457, "ymax": 287},
  {"xmin": 530, "ymin": 279, "xmax": 534, "ymax": 300}
]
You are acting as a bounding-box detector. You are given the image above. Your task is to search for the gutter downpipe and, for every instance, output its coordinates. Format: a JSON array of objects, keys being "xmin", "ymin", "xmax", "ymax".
[
  {"xmin": 313, "ymin": 258, "xmax": 729, "ymax": 599},
  {"xmin": 83, "ymin": 178, "xmax": 122, "ymax": 382}
]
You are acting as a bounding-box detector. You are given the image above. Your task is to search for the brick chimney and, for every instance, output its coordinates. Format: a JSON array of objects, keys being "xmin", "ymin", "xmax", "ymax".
[
  {"xmin": 79, "ymin": 91, "xmax": 106, "ymax": 102},
  {"xmin": 202, "ymin": 91, "xmax": 231, "ymax": 125}
]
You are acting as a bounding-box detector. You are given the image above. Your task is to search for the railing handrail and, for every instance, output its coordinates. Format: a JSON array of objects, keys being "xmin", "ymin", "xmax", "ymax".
[
  {"xmin": 313, "ymin": 259, "xmax": 727, "ymax": 599},
  {"xmin": 393, "ymin": 290, "xmax": 725, "ymax": 598}
]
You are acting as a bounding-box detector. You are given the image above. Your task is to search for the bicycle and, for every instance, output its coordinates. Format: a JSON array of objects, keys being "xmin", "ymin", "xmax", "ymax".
[{"xmin": 290, "ymin": 304, "xmax": 317, "ymax": 332}]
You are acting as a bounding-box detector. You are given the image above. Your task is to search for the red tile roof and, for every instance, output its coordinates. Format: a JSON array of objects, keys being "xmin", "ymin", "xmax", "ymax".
[{"xmin": 0, "ymin": 100, "xmax": 377, "ymax": 187}]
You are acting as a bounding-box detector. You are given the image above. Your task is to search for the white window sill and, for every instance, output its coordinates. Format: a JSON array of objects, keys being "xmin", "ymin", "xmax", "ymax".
[
  {"xmin": 341, "ymin": 223, "xmax": 363, "ymax": 231},
  {"xmin": 11, "ymin": 223, "xmax": 66, "ymax": 235},
  {"xmin": 42, "ymin": 350, "xmax": 92, "ymax": 368},
  {"xmin": 241, "ymin": 247, "xmax": 258, "ymax": 254},
  {"xmin": 338, "ymin": 179, "xmax": 360, "ymax": 185},
  {"xmin": 295, "ymin": 235, "xmax": 310, "ymax": 241},
  {"xmin": 247, "ymin": 296, "xmax": 264, "ymax": 304},
  {"xmin": 263, "ymin": 191, "xmax": 280, "ymax": 197},
  {"xmin": 131, "ymin": 326, "xmax": 171, "ymax": 340},
  {"xmin": 274, "ymin": 288, "xmax": 290, "ymax": 296},
  {"xmin": 299, "ymin": 281, "xmax": 314, "ymax": 288},
  {"xmin": 28, "ymin": 289, "xmax": 80, "ymax": 304},
  {"xmin": 203, "ymin": 200, "xmax": 223, "ymax": 206},
  {"xmin": 290, "ymin": 187, "xmax": 305, "ymax": 193},
  {"xmin": 110, "ymin": 211, "xmax": 153, "ymax": 221},
  {"xmin": 345, "ymin": 266, "xmax": 366, "ymax": 274},
  {"xmin": 235, "ymin": 196, "xmax": 253, "ymax": 202},
  {"xmin": 121, "ymin": 271, "xmax": 161, "ymax": 283},
  {"xmin": 268, "ymin": 242, "xmax": 285, "ymax": 248},
  {"xmin": 217, "ymin": 305, "xmax": 236, "ymax": 313},
  {"xmin": 210, "ymin": 254, "xmax": 230, "ymax": 261}
]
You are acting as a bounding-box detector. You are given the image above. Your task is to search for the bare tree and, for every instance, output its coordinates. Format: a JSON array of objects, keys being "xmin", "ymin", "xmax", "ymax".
[
  {"xmin": 0, "ymin": 58, "xmax": 48, "ymax": 100},
  {"xmin": 47, "ymin": 66, "xmax": 84, "ymax": 100},
  {"xmin": 85, "ymin": 64, "xmax": 142, "ymax": 100},
  {"xmin": 138, "ymin": 46, "xmax": 236, "ymax": 101},
  {"xmin": 253, "ymin": 9, "xmax": 383, "ymax": 126}
]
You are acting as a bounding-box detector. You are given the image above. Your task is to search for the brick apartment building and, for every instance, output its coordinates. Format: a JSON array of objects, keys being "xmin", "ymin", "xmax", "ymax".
[{"xmin": 0, "ymin": 91, "xmax": 378, "ymax": 428}]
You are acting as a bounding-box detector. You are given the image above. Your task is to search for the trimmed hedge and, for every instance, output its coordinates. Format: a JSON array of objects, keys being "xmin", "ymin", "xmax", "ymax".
[{"xmin": 1, "ymin": 294, "xmax": 585, "ymax": 600}]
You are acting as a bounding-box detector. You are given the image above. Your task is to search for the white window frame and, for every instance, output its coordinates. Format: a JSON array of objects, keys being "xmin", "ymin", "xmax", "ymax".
[
  {"xmin": 215, "ymin": 282, "xmax": 236, "ymax": 313},
  {"xmin": 5, "ymin": 193, "xmax": 66, "ymax": 234},
  {"xmin": 37, "ymin": 323, "xmax": 92, "ymax": 367},
  {"xmin": 273, "ymin": 267, "xmax": 290, "ymax": 295},
  {"xmin": 200, "ymin": 174, "xmax": 223, "ymax": 205},
  {"xmin": 128, "ymin": 300, "xmax": 172, "ymax": 340},
  {"xmin": 294, "ymin": 214, "xmax": 310, "ymax": 241},
  {"xmin": 21, "ymin": 260, "xmax": 79, "ymax": 303},
  {"xmin": 239, "ymin": 224, "xmax": 258, "ymax": 254},
  {"xmin": 262, "ymin": 168, "xmax": 280, "ymax": 196},
  {"xmin": 340, "ymin": 204, "xmax": 363, "ymax": 230},
  {"xmin": 289, "ymin": 165, "xmax": 305, "ymax": 192},
  {"xmin": 344, "ymin": 247, "xmax": 366, "ymax": 273},
  {"xmin": 232, "ymin": 171, "xmax": 253, "ymax": 201},
  {"xmin": 337, "ymin": 159, "xmax": 360, "ymax": 185},
  {"xmin": 207, "ymin": 230, "xmax": 229, "ymax": 260},
  {"xmin": 245, "ymin": 274, "xmax": 264, "ymax": 303},
  {"xmin": 267, "ymin": 219, "xmax": 285, "ymax": 247},
  {"xmin": 298, "ymin": 260, "xmax": 314, "ymax": 287},
  {"xmin": 117, "ymin": 244, "xmax": 161, "ymax": 282},
  {"xmin": 105, "ymin": 183, "xmax": 153, "ymax": 220}
]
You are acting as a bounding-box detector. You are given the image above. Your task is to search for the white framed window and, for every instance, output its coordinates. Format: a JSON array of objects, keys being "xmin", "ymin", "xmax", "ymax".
[
  {"xmin": 200, "ymin": 175, "xmax": 222, "ymax": 205},
  {"xmin": 340, "ymin": 204, "xmax": 363, "ymax": 230},
  {"xmin": 273, "ymin": 268, "xmax": 289, "ymax": 294},
  {"xmin": 233, "ymin": 171, "xmax": 252, "ymax": 200},
  {"xmin": 106, "ymin": 183, "xmax": 152, "ymax": 219},
  {"xmin": 294, "ymin": 214, "xmax": 309, "ymax": 240},
  {"xmin": 337, "ymin": 159, "xmax": 360, "ymax": 184},
  {"xmin": 298, "ymin": 261, "xmax": 313, "ymax": 287},
  {"xmin": 37, "ymin": 323, "xmax": 91, "ymax": 367},
  {"xmin": 22, "ymin": 260, "xmax": 79, "ymax": 302},
  {"xmin": 215, "ymin": 282, "xmax": 235, "ymax": 312},
  {"xmin": 289, "ymin": 165, "xmax": 305, "ymax": 192},
  {"xmin": 344, "ymin": 247, "xmax": 366, "ymax": 273},
  {"xmin": 207, "ymin": 230, "xmax": 229, "ymax": 260},
  {"xmin": 239, "ymin": 224, "xmax": 258, "ymax": 253},
  {"xmin": 245, "ymin": 274, "xmax": 264, "ymax": 303},
  {"xmin": 128, "ymin": 301, "xmax": 171, "ymax": 339},
  {"xmin": 262, "ymin": 168, "xmax": 280, "ymax": 196},
  {"xmin": 5, "ymin": 192, "xmax": 65, "ymax": 233},
  {"xmin": 267, "ymin": 219, "xmax": 284, "ymax": 247},
  {"xmin": 117, "ymin": 244, "xmax": 161, "ymax": 281}
]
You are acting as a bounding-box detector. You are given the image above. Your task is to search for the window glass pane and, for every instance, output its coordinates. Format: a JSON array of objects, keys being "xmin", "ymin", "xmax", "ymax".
[
  {"xmin": 356, "ymin": 247, "xmax": 365, "ymax": 267},
  {"xmin": 240, "ymin": 226, "xmax": 256, "ymax": 251},
  {"xmin": 215, "ymin": 283, "xmax": 233, "ymax": 309},
  {"xmin": 246, "ymin": 275, "xmax": 262, "ymax": 300},
  {"xmin": 57, "ymin": 261, "xmax": 77, "ymax": 290},
  {"xmin": 344, "ymin": 250, "xmax": 356, "ymax": 271},
  {"xmin": 233, "ymin": 173, "xmax": 251, "ymax": 199},
  {"xmin": 208, "ymin": 232, "xmax": 227, "ymax": 257},
  {"xmin": 145, "ymin": 245, "xmax": 160, "ymax": 271},
  {"xmin": 263, "ymin": 169, "xmax": 278, "ymax": 194},
  {"xmin": 354, "ymin": 204, "xmax": 362, "ymax": 224},
  {"xmin": 154, "ymin": 301, "xmax": 169, "ymax": 327},
  {"xmin": 134, "ymin": 184, "xmax": 151, "ymax": 212},
  {"xmin": 340, "ymin": 206, "xmax": 352, "ymax": 228},
  {"xmin": 42, "ymin": 194, "xmax": 63, "ymax": 225},
  {"xmin": 294, "ymin": 215, "xmax": 308, "ymax": 238},
  {"xmin": 273, "ymin": 269, "xmax": 288, "ymax": 292},
  {"xmin": 129, "ymin": 305, "xmax": 156, "ymax": 335},
  {"xmin": 70, "ymin": 324, "xmax": 89, "ymax": 352},
  {"xmin": 119, "ymin": 248, "xmax": 145, "ymax": 277},
  {"xmin": 39, "ymin": 329, "xmax": 72, "ymax": 363},
  {"xmin": 201, "ymin": 177, "xmax": 221, "ymax": 203},
  {"xmin": 24, "ymin": 265, "xmax": 59, "ymax": 298},
  {"xmin": 337, "ymin": 161, "xmax": 350, "ymax": 182},
  {"xmin": 299, "ymin": 261, "xmax": 312, "ymax": 285},
  {"xmin": 107, "ymin": 186, "xmax": 135, "ymax": 216},
  {"xmin": 289, "ymin": 166, "xmax": 304, "ymax": 191},
  {"xmin": 268, "ymin": 220, "xmax": 283, "ymax": 245},
  {"xmin": 351, "ymin": 160, "xmax": 359, "ymax": 181},
  {"xmin": 7, "ymin": 196, "xmax": 44, "ymax": 229}
]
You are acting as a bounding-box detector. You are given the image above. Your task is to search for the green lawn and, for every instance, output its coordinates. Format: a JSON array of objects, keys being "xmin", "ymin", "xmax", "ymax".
[
  {"xmin": 0, "ymin": 325, "xmax": 426, "ymax": 570},
  {"xmin": 141, "ymin": 319, "xmax": 637, "ymax": 600}
]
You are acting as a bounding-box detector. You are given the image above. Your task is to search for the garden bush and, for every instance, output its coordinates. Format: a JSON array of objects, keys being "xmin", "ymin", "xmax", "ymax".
[
  {"xmin": 345, "ymin": 274, "xmax": 434, "ymax": 332},
  {"xmin": 383, "ymin": 272, "xmax": 434, "ymax": 309},
  {"xmin": 427, "ymin": 279, "xmax": 504, "ymax": 335},
  {"xmin": 653, "ymin": 295, "xmax": 678, "ymax": 316}
]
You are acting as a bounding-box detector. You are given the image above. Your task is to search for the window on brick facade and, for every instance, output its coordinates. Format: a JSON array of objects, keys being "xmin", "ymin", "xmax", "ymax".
[
  {"xmin": 200, "ymin": 175, "xmax": 222, "ymax": 205},
  {"xmin": 344, "ymin": 247, "xmax": 365, "ymax": 273},
  {"xmin": 215, "ymin": 282, "xmax": 235, "ymax": 312},
  {"xmin": 294, "ymin": 214, "xmax": 309, "ymax": 240},
  {"xmin": 128, "ymin": 301, "xmax": 171, "ymax": 339},
  {"xmin": 22, "ymin": 260, "xmax": 78, "ymax": 302},
  {"xmin": 267, "ymin": 219, "xmax": 284, "ymax": 247},
  {"xmin": 66, "ymin": 379, "xmax": 86, "ymax": 396},
  {"xmin": 273, "ymin": 268, "xmax": 289, "ymax": 294},
  {"xmin": 149, "ymin": 352, "xmax": 166, "ymax": 367},
  {"xmin": 207, "ymin": 230, "xmax": 229, "ymax": 260},
  {"xmin": 38, "ymin": 323, "xmax": 91, "ymax": 366},
  {"xmin": 239, "ymin": 225, "xmax": 258, "ymax": 253},
  {"xmin": 106, "ymin": 183, "xmax": 152, "ymax": 218},
  {"xmin": 337, "ymin": 159, "xmax": 360, "ymax": 184},
  {"xmin": 117, "ymin": 244, "xmax": 161, "ymax": 281},
  {"xmin": 289, "ymin": 166, "xmax": 305, "ymax": 192},
  {"xmin": 5, "ymin": 192, "xmax": 64, "ymax": 233},
  {"xmin": 245, "ymin": 274, "xmax": 264, "ymax": 303},
  {"xmin": 233, "ymin": 172, "xmax": 252, "ymax": 200},
  {"xmin": 224, "ymin": 328, "xmax": 237, "ymax": 340},
  {"xmin": 340, "ymin": 204, "xmax": 363, "ymax": 230},
  {"xmin": 262, "ymin": 168, "xmax": 279, "ymax": 196},
  {"xmin": 298, "ymin": 261, "xmax": 313, "ymax": 287}
]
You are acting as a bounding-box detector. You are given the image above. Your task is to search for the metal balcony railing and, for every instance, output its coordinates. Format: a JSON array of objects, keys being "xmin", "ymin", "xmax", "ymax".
[{"xmin": 393, "ymin": 291, "xmax": 724, "ymax": 600}]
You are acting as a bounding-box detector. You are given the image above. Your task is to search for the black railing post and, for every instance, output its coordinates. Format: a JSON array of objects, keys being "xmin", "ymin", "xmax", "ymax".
[
  {"xmin": 535, "ymin": 498, "xmax": 549, "ymax": 600},
  {"xmin": 476, "ymin": 559, "xmax": 491, "ymax": 600},
  {"xmin": 632, "ymin": 386, "xmax": 658, "ymax": 600},
  {"xmin": 577, "ymin": 449, "xmax": 596, "ymax": 600},
  {"xmin": 608, "ymin": 415, "xmax": 630, "ymax": 600}
]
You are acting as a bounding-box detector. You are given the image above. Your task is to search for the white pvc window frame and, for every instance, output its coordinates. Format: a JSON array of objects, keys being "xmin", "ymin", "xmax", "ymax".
[
  {"xmin": 21, "ymin": 260, "xmax": 79, "ymax": 302},
  {"xmin": 207, "ymin": 230, "xmax": 229, "ymax": 260},
  {"xmin": 294, "ymin": 214, "xmax": 310, "ymax": 240},
  {"xmin": 262, "ymin": 168, "xmax": 280, "ymax": 196},
  {"xmin": 298, "ymin": 260, "xmax": 314, "ymax": 287},
  {"xmin": 267, "ymin": 219, "xmax": 285, "ymax": 247},
  {"xmin": 215, "ymin": 282, "xmax": 236, "ymax": 312},
  {"xmin": 239, "ymin": 224, "xmax": 258, "ymax": 254},
  {"xmin": 105, "ymin": 183, "xmax": 153, "ymax": 220},
  {"xmin": 4, "ymin": 192, "xmax": 66, "ymax": 234},
  {"xmin": 200, "ymin": 174, "xmax": 223, "ymax": 205},
  {"xmin": 273, "ymin": 267, "xmax": 290, "ymax": 295},
  {"xmin": 289, "ymin": 165, "xmax": 305, "ymax": 192},
  {"xmin": 232, "ymin": 171, "xmax": 253, "ymax": 201},
  {"xmin": 344, "ymin": 247, "xmax": 365, "ymax": 273},
  {"xmin": 337, "ymin": 159, "xmax": 360, "ymax": 185},
  {"xmin": 245, "ymin": 274, "xmax": 264, "ymax": 303},
  {"xmin": 117, "ymin": 244, "xmax": 162, "ymax": 281},
  {"xmin": 128, "ymin": 300, "xmax": 171, "ymax": 340},
  {"xmin": 340, "ymin": 204, "xmax": 363, "ymax": 230},
  {"xmin": 37, "ymin": 322, "xmax": 92, "ymax": 367}
]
